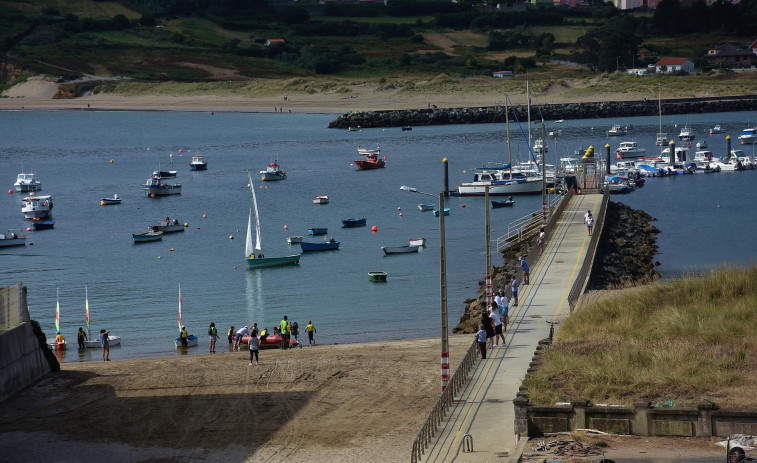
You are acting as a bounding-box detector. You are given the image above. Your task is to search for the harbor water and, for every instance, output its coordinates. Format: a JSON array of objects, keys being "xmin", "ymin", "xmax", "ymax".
[{"xmin": 1, "ymin": 109, "xmax": 756, "ymax": 362}]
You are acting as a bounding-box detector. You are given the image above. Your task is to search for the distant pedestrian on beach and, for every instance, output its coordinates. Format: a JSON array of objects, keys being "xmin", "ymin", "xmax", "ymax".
[
  {"xmin": 280, "ymin": 316, "xmax": 289, "ymax": 349},
  {"xmin": 491, "ymin": 301, "xmax": 505, "ymax": 347},
  {"xmin": 587, "ymin": 213, "xmax": 594, "ymax": 236},
  {"xmin": 510, "ymin": 275, "xmax": 520, "ymax": 307},
  {"xmin": 517, "ymin": 255, "xmax": 530, "ymax": 284},
  {"xmin": 291, "ymin": 321, "xmax": 299, "ymax": 342},
  {"xmin": 306, "ymin": 321, "xmax": 316, "ymax": 345},
  {"xmin": 249, "ymin": 333, "xmax": 260, "ymax": 365},
  {"xmin": 208, "ymin": 322, "xmax": 218, "ymax": 353},
  {"xmin": 227, "ymin": 325, "xmax": 235, "ymax": 350},
  {"xmin": 482, "ymin": 308, "xmax": 495, "ymax": 350},
  {"xmin": 77, "ymin": 327, "xmax": 88, "ymax": 349},
  {"xmin": 538, "ymin": 228, "xmax": 545, "ymax": 254},
  {"xmin": 100, "ymin": 329, "xmax": 111, "ymax": 361},
  {"xmin": 476, "ymin": 324, "xmax": 487, "ymax": 359},
  {"xmin": 235, "ymin": 326, "xmax": 250, "ymax": 350},
  {"xmin": 179, "ymin": 326, "xmax": 188, "ymax": 348}
]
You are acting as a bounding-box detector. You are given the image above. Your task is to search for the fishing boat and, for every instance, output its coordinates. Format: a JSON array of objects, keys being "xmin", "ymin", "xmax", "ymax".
[
  {"xmin": 313, "ymin": 195, "xmax": 329, "ymax": 205},
  {"xmin": 100, "ymin": 194, "xmax": 122, "ymax": 206},
  {"xmin": 738, "ymin": 127, "xmax": 757, "ymax": 144},
  {"xmin": 533, "ymin": 138, "xmax": 548, "ymax": 154},
  {"xmin": 287, "ymin": 236, "xmax": 304, "ymax": 245},
  {"xmin": 300, "ymin": 239, "xmax": 340, "ymax": 252},
  {"xmin": 354, "ymin": 146, "xmax": 386, "ymax": 170},
  {"xmin": 144, "ymin": 176, "xmax": 181, "ymax": 196},
  {"xmin": 260, "ymin": 159, "xmax": 286, "ymax": 181},
  {"xmin": 0, "ymin": 229, "xmax": 25, "ymax": 247},
  {"xmin": 615, "ymin": 141, "xmax": 646, "ymax": 158},
  {"xmin": 382, "ymin": 245, "xmax": 420, "ymax": 255},
  {"xmin": 368, "ymin": 271, "xmax": 387, "ymax": 282},
  {"xmin": 656, "ymin": 92, "xmax": 668, "ymax": 146},
  {"xmin": 709, "ymin": 124, "xmax": 723, "ymax": 135},
  {"xmin": 81, "ymin": 286, "xmax": 121, "ymax": 348},
  {"xmin": 174, "ymin": 284, "xmax": 198, "ymax": 347},
  {"xmin": 417, "ymin": 203, "xmax": 435, "ymax": 211},
  {"xmin": 491, "ymin": 199, "xmax": 515, "ymax": 208},
  {"xmin": 46, "ymin": 288, "xmax": 67, "ymax": 351},
  {"xmin": 433, "ymin": 208, "xmax": 450, "ymax": 217},
  {"xmin": 245, "ymin": 172, "xmax": 301, "ymax": 269},
  {"xmin": 308, "ymin": 227, "xmax": 328, "ymax": 236},
  {"xmin": 679, "ymin": 125, "xmax": 695, "ymax": 141},
  {"xmin": 149, "ymin": 216, "xmax": 185, "ymax": 234},
  {"xmin": 132, "ymin": 230, "xmax": 163, "ymax": 243},
  {"xmin": 189, "ymin": 155, "xmax": 208, "ymax": 171},
  {"xmin": 14, "ymin": 172, "xmax": 41, "ymax": 192},
  {"xmin": 341, "ymin": 218, "xmax": 366, "ymax": 228},
  {"xmin": 21, "ymin": 195, "xmax": 53, "ymax": 219},
  {"xmin": 32, "ymin": 221, "xmax": 54, "ymax": 230},
  {"xmin": 607, "ymin": 125, "xmax": 625, "ymax": 137},
  {"xmin": 408, "ymin": 238, "xmax": 426, "ymax": 247}
]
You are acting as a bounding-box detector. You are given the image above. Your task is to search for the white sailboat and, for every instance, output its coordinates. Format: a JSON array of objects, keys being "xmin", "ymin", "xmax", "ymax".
[
  {"xmin": 82, "ymin": 286, "xmax": 121, "ymax": 348},
  {"xmin": 174, "ymin": 283, "xmax": 198, "ymax": 347},
  {"xmin": 245, "ymin": 172, "xmax": 300, "ymax": 269},
  {"xmin": 46, "ymin": 288, "xmax": 67, "ymax": 350},
  {"xmin": 656, "ymin": 91, "xmax": 668, "ymax": 146}
]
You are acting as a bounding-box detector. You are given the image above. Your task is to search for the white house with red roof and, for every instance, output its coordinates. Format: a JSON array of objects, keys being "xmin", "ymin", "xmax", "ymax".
[{"xmin": 654, "ymin": 58, "xmax": 695, "ymax": 74}]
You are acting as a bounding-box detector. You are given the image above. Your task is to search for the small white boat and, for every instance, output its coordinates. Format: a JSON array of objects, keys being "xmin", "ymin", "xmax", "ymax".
[
  {"xmin": 382, "ymin": 245, "xmax": 420, "ymax": 255},
  {"xmin": 679, "ymin": 125, "xmax": 695, "ymax": 141},
  {"xmin": 260, "ymin": 159, "xmax": 286, "ymax": 181},
  {"xmin": 144, "ymin": 177, "xmax": 181, "ymax": 196},
  {"xmin": 709, "ymin": 125, "xmax": 723, "ymax": 135},
  {"xmin": 21, "ymin": 195, "xmax": 53, "ymax": 219},
  {"xmin": 615, "ymin": 141, "xmax": 646, "ymax": 158},
  {"xmin": 408, "ymin": 238, "xmax": 426, "ymax": 247},
  {"xmin": 417, "ymin": 203, "xmax": 435, "ymax": 211},
  {"xmin": 607, "ymin": 125, "xmax": 625, "ymax": 136},
  {"xmin": 189, "ymin": 155, "xmax": 208, "ymax": 171},
  {"xmin": 313, "ymin": 195, "xmax": 329, "ymax": 205},
  {"xmin": 149, "ymin": 216, "xmax": 185, "ymax": 234},
  {"xmin": 433, "ymin": 208, "xmax": 450, "ymax": 217},
  {"xmin": 0, "ymin": 229, "xmax": 26, "ymax": 247},
  {"xmin": 100, "ymin": 194, "xmax": 122, "ymax": 206},
  {"xmin": 533, "ymin": 138, "xmax": 548, "ymax": 154},
  {"xmin": 132, "ymin": 230, "xmax": 163, "ymax": 243},
  {"xmin": 14, "ymin": 172, "xmax": 41, "ymax": 192},
  {"xmin": 287, "ymin": 236, "xmax": 304, "ymax": 245},
  {"xmin": 738, "ymin": 127, "xmax": 757, "ymax": 144}
]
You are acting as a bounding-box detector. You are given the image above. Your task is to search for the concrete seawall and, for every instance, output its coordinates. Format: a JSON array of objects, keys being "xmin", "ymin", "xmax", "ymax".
[
  {"xmin": 329, "ymin": 95, "xmax": 757, "ymax": 129},
  {"xmin": 0, "ymin": 283, "xmax": 56, "ymax": 402}
]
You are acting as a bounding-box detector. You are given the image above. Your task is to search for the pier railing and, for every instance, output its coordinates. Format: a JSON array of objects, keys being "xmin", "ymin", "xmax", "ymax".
[
  {"xmin": 411, "ymin": 340, "xmax": 478, "ymax": 463},
  {"xmin": 567, "ymin": 188, "xmax": 610, "ymax": 312},
  {"xmin": 495, "ymin": 192, "xmax": 568, "ymax": 254}
]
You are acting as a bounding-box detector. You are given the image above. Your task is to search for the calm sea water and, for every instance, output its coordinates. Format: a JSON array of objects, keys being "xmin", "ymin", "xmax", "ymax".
[{"xmin": 1, "ymin": 109, "xmax": 755, "ymax": 362}]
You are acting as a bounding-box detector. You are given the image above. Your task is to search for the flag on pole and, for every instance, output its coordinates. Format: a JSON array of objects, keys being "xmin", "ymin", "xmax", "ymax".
[
  {"xmin": 85, "ymin": 285, "xmax": 90, "ymax": 338},
  {"xmin": 55, "ymin": 287, "xmax": 60, "ymax": 333},
  {"xmin": 178, "ymin": 283, "xmax": 183, "ymax": 332}
]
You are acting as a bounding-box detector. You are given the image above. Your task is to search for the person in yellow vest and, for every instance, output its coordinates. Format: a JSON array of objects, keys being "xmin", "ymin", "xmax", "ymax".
[
  {"xmin": 280, "ymin": 316, "xmax": 289, "ymax": 349},
  {"xmin": 180, "ymin": 325, "xmax": 188, "ymax": 347},
  {"xmin": 55, "ymin": 331, "xmax": 66, "ymax": 345},
  {"xmin": 227, "ymin": 325, "xmax": 235, "ymax": 350},
  {"xmin": 306, "ymin": 321, "xmax": 316, "ymax": 346},
  {"xmin": 208, "ymin": 322, "xmax": 218, "ymax": 353},
  {"xmin": 260, "ymin": 328, "xmax": 268, "ymax": 345}
]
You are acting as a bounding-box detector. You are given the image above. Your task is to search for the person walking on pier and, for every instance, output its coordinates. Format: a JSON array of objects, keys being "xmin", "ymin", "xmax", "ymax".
[
  {"xmin": 586, "ymin": 213, "xmax": 594, "ymax": 236},
  {"xmin": 475, "ymin": 324, "xmax": 487, "ymax": 359},
  {"xmin": 538, "ymin": 228, "xmax": 545, "ymax": 254},
  {"xmin": 510, "ymin": 275, "xmax": 519, "ymax": 307}
]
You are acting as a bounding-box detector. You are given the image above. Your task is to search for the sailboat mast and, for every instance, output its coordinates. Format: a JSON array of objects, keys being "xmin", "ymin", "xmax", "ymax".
[
  {"xmin": 85, "ymin": 285, "xmax": 90, "ymax": 338},
  {"xmin": 506, "ymin": 98, "xmax": 512, "ymax": 177},
  {"xmin": 247, "ymin": 171, "xmax": 262, "ymax": 253},
  {"xmin": 527, "ymin": 81, "xmax": 532, "ymax": 153},
  {"xmin": 178, "ymin": 283, "xmax": 182, "ymax": 332},
  {"xmin": 55, "ymin": 287, "xmax": 60, "ymax": 333}
]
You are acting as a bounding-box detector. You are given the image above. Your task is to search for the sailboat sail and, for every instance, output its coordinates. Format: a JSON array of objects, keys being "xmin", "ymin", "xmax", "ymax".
[
  {"xmin": 248, "ymin": 172, "xmax": 262, "ymax": 252},
  {"xmin": 245, "ymin": 208, "xmax": 254, "ymax": 258},
  {"xmin": 85, "ymin": 286, "xmax": 90, "ymax": 337},
  {"xmin": 178, "ymin": 283, "xmax": 183, "ymax": 331},
  {"xmin": 55, "ymin": 287, "xmax": 60, "ymax": 332}
]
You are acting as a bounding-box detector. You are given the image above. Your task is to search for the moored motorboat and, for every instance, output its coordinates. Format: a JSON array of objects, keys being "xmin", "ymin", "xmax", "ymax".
[
  {"xmin": 32, "ymin": 221, "xmax": 54, "ymax": 230},
  {"xmin": 260, "ymin": 159, "xmax": 286, "ymax": 181},
  {"xmin": 101, "ymin": 194, "xmax": 122, "ymax": 206},
  {"xmin": 433, "ymin": 208, "xmax": 450, "ymax": 217},
  {"xmin": 678, "ymin": 125, "xmax": 695, "ymax": 141},
  {"xmin": 709, "ymin": 124, "xmax": 723, "ymax": 134},
  {"xmin": 313, "ymin": 195, "xmax": 329, "ymax": 204},
  {"xmin": 382, "ymin": 245, "xmax": 420, "ymax": 255},
  {"xmin": 607, "ymin": 125, "xmax": 625, "ymax": 136},
  {"xmin": 696, "ymin": 140, "xmax": 708, "ymax": 149},
  {"xmin": 0, "ymin": 229, "xmax": 25, "ymax": 247},
  {"xmin": 300, "ymin": 239, "xmax": 340, "ymax": 252},
  {"xmin": 14, "ymin": 172, "xmax": 41, "ymax": 192},
  {"xmin": 341, "ymin": 218, "xmax": 366, "ymax": 228},
  {"xmin": 368, "ymin": 271, "xmax": 387, "ymax": 282},
  {"xmin": 615, "ymin": 141, "xmax": 646, "ymax": 158},
  {"xmin": 149, "ymin": 216, "xmax": 185, "ymax": 233},
  {"xmin": 401, "ymin": 126, "xmax": 412, "ymax": 131},
  {"xmin": 287, "ymin": 236, "xmax": 304, "ymax": 245},
  {"xmin": 144, "ymin": 176, "xmax": 181, "ymax": 196},
  {"xmin": 738, "ymin": 127, "xmax": 757, "ymax": 144},
  {"xmin": 408, "ymin": 238, "xmax": 426, "ymax": 247},
  {"xmin": 418, "ymin": 203, "xmax": 435, "ymax": 211},
  {"xmin": 491, "ymin": 199, "xmax": 515, "ymax": 208},
  {"xmin": 21, "ymin": 195, "xmax": 53, "ymax": 219},
  {"xmin": 354, "ymin": 146, "xmax": 386, "ymax": 170},
  {"xmin": 152, "ymin": 169, "xmax": 177, "ymax": 178},
  {"xmin": 189, "ymin": 155, "xmax": 208, "ymax": 170},
  {"xmin": 308, "ymin": 227, "xmax": 328, "ymax": 236},
  {"xmin": 132, "ymin": 230, "xmax": 163, "ymax": 243}
]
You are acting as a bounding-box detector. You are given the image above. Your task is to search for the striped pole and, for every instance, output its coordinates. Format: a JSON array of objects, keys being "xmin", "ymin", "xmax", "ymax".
[{"xmin": 442, "ymin": 351, "xmax": 450, "ymax": 390}]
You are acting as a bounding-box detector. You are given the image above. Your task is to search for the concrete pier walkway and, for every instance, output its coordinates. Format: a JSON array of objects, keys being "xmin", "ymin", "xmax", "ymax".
[{"xmin": 421, "ymin": 193, "xmax": 603, "ymax": 463}]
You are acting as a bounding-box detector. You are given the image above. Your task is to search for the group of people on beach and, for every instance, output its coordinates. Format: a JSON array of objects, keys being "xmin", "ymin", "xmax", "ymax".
[
  {"xmin": 203, "ymin": 318, "xmax": 316, "ymax": 365},
  {"xmin": 72, "ymin": 327, "xmax": 112, "ymax": 361}
]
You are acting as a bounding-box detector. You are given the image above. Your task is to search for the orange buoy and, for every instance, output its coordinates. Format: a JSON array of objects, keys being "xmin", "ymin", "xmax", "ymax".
[
  {"xmin": 109, "ymin": 159, "xmax": 114, "ymax": 163},
  {"xmin": 8, "ymin": 189, "xmax": 13, "ymax": 194},
  {"xmin": 203, "ymin": 214, "xmax": 207, "ymax": 218},
  {"xmin": 150, "ymin": 193, "xmax": 156, "ymax": 198},
  {"xmin": 462, "ymin": 204, "xmax": 466, "ymax": 208},
  {"xmin": 371, "ymin": 225, "xmax": 378, "ymax": 232},
  {"xmin": 399, "ymin": 213, "xmax": 403, "ymax": 217},
  {"xmin": 284, "ymin": 225, "xmax": 289, "ymax": 230}
]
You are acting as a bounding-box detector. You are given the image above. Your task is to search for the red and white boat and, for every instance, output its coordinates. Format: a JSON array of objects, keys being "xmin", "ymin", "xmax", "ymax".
[
  {"xmin": 354, "ymin": 146, "xmax": 386, "ymax": 170},
  {"xmin": 313, "ymin": 195, "xmax": 329, "ymax": 205},
  {"xmin": 241, "ymin": 334, "xmax": 299, "ymax": 349}
]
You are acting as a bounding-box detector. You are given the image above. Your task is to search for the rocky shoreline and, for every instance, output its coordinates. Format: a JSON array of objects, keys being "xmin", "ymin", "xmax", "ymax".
[
  {"xmin": 329, "ymin": 95, "xmax": 757, "ymax": 129},
  {"xmin": 453, "ymin": 201, "xmax": 659, "ymax": 333}
]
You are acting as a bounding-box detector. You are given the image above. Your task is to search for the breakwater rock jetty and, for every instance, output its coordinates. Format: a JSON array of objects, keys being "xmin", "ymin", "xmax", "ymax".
[{"xmin": 329, "ymin": 95, "xmax": 757, "ymax": 129}]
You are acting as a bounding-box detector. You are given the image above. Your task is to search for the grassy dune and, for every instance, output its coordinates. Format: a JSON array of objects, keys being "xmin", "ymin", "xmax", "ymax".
[{"xmin": 523, "ymin": 265, "xmax": 757, "ymax": 408}]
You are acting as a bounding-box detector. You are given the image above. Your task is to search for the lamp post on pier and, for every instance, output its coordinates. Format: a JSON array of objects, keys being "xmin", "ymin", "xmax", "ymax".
[{"xmin": 400, "ymin": 183, "xmax": 449, "ymax": 392}]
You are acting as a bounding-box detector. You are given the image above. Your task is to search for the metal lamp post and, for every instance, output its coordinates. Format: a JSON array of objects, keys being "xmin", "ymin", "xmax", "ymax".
[{"xmin": 400, "ymin": 184, "xmax": 449, "ymax": 391}]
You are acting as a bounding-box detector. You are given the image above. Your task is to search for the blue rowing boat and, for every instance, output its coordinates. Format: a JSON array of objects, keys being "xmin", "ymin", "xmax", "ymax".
[{"xmin": 341, "ymin": 218, "xmax": 366, "ymax": 228}]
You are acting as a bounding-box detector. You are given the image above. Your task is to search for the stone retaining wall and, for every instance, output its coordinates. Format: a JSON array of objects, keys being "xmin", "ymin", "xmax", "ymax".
[{"xmin": 329, "ymin": 95, "xmax": 757, "ymax": 129}]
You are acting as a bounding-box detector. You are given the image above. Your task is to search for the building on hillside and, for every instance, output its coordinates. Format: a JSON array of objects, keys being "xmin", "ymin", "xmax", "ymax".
[
  {"xmin": 703, "ymin": 44, "xmax": 754, "ymax": 67},
  {"xmin": 492, "ymin": 70, "xmax": 514, "ymax": 78},
  {"xmin": 750, "ymin": 39, "xmax": 757, "ymax": 55},
  {"xmin": 654, "ymin": 58, "xmax": 695, "ymax": 74},
  {"xmin": 614, "ymin": 0, "xmax": 643, "ymax": 9}
]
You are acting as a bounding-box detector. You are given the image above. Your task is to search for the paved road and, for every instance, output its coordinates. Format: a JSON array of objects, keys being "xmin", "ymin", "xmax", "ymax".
[{"xmin": 421, "ymin": 193, "xmax": 603, "ymax": 463}]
